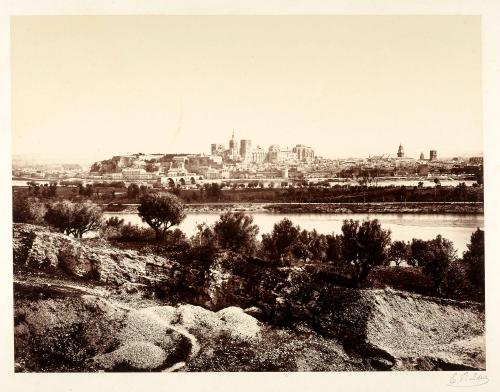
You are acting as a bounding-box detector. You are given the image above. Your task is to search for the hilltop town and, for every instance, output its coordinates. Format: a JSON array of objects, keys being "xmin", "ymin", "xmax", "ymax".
[{"xmin": 13, "ymin": 133, "xmax": 483, "ymax": 189}]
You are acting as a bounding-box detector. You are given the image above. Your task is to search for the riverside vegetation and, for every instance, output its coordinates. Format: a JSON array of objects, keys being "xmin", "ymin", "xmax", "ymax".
[{"xmin": 12, "ymin": 191, "xmax": 485, "ymax": 371}]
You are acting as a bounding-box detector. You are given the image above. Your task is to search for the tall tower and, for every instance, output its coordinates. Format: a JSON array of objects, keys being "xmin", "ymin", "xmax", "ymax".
[
  {"xmin": 229, "ymin": 131, "xmax": 236, "ymax": 149},
  {"xmin": 228, "ymin": 131, "xmax": 239, "ymax": 159},
  {"xmin": 419, "ymin": 152, "xmax": 425, "ymax": 160},
  {"xmin": 240, "ymin": 139, "xmax": 252, "ymax": 159},
  {"xmin": 430, "ymin": 150, "xmax": 437, "ymax": 161},
  {"xmin": 397, "ymin": 144, "xmax": 405, "ymax": 158}
]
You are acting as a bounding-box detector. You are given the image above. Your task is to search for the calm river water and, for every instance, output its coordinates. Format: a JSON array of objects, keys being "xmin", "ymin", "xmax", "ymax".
[{"xmin": 103, "ymin": 212, "xmax": 484, "ymax": 255}]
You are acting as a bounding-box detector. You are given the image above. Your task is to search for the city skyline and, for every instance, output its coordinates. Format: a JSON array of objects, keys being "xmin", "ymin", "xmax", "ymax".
[{"xmin": 11, "ymin": 15, "xmax": 482, "ymax": 164}]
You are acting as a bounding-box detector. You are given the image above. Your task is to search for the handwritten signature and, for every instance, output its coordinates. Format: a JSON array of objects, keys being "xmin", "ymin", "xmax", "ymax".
[{"xmin": 448, "ymin": 372, "xmax": 489, "ymax": 387}]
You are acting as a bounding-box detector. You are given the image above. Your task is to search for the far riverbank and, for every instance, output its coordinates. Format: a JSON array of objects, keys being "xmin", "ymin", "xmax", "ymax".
[{"xmin": 103, "ymin": 201, "xmax": 483, "ymax": 215}]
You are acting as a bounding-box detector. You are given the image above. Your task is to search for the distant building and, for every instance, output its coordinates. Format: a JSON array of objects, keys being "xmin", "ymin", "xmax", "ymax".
[
  {"xmin": 397, "ymin": 144, "xmax": 405, "ymax": 158},
  {"xmin": 211, "ymin": 143, "xmax": 225, "ymax": 155},
  {"xmin": 430, "ymin": 150, "xmax": 438, "ymax": 161},
  {"xmin": 122, "ymin": 168, "xmax": 157, "ymax": 181},
  {"xmin": 418, "ymin": 164, "xmax": 429, "ymax": 176},
  {"xmin": 240, "ymin": 139, "xmax": 252, "ymax": 160},
  {"xmin": 228, "ymin": 132, "xmax": 240, "ymax": 160},
  {"xmin": 268, "ymin": 145, "xmax": 297, "ymax": 163},
  {"xmin": 469, "ymin": 157, "xmax": 483, "ymax": 165},
  {"xmin": 293, "ymin": 144, "xmax": 315, "ymax": 162},
  {"xmin": 419, "ymin": 152, "xmax": 425, "ymax": 160},
  {"xmin": 250, "ymin": 146, "xmax": 267, "ymax": 163}
]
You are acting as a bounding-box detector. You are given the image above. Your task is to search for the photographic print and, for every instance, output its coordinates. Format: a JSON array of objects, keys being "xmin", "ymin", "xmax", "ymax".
[{"xmin": 10, "ymin": 15, "xmax": 485, "ymax": 373}]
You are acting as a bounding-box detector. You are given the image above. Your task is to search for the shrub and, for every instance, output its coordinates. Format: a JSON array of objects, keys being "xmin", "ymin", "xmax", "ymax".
[
  {"xmin": 99, "ymin": 216, "xmax": 125, "ymax": 239},
  {"xmin": 118, "ymin": 223, "xmax": 155, "ymax": 242},
  {"xmin": 212, "ymin": 212, "xmax": 259, "ymax": 255},
  {"xmin": 45, "ymin": 200, "xmax": 103, "ymax": 238},
  {"xmin": 439, "ymin": 260, "xmax": 474, "ymax": 301},
  {"xmin": 12, "ymin": 193, "xmax": 46, "ymax": 224},
  {"xmin": 261, "ymin": 218, "xmax": 299, "ymax": 263}
]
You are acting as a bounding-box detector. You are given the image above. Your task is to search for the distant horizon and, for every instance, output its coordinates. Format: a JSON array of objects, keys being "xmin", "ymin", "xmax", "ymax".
[{"xmin": 12, "ymin": 147, "xmax": 484, "ymax": 167}]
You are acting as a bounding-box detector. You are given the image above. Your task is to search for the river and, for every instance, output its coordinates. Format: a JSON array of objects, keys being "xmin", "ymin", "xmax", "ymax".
[{"xmin": 103, "ymin": 211, "xmax": 483, "ymax": 255}]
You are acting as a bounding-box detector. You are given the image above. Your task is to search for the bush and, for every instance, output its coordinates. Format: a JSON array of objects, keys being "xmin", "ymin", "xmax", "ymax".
[
  {"xmin": 98, "ymin": 216, "xmax": 125, "ymax": 239},
  {"xmin": 12, "ymin": 193, "xmax": 46, "ymax": 224},
  {"xmin": 118, "ymin": 223, "xmax": 155, "ymax": 242},
  {"xmin": 439, "ymin": 260, "xmax": 474, "ymax": 301},
  {"xmin": 45, "ymin": 200, "xmax": 103, "ymax": 238},
  {"xmin": 261, "ymin": 218, "xmax": 299, "ymax": 263},
  {"xmin": 212, "ymin": 212, "xmax": 259, "ymax": 255}
]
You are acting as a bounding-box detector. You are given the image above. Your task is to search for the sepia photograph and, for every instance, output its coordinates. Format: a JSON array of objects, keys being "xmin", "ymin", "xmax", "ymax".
[{"xmin": 3, "ymin": 2, "xmax": 498, "ymax": 385}]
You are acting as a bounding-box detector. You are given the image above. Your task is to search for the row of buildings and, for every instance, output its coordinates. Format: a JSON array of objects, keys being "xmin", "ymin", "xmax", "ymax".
[
  {"xmin": 397, "ymin": 144, "xmax": 437, "ymax": 161},
  {"xmin": 211, "ymin": 132, "xmax": 315, "ymax": 164}
]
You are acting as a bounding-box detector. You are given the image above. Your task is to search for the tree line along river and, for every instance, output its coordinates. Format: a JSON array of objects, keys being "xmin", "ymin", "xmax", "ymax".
[{"xmin": 103, "ymin": 211, "xmax": 484, "ymax": 255}]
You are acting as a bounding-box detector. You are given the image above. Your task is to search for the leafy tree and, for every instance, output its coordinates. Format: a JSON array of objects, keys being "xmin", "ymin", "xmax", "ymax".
[
  {"xmin": 127, "ymin": 183, "xmax": 140, "ymax": 199},
  {"xmin": 12, "ymin": 194, "xmax": 46, "ymax": 224},
  {"xmin": 388, "ymin": 240, "xmax": 411, "ymax": 266},
  {"xmin": 212, "ymin": 212, "xmax": 259, "ymax": 254},
  {"xmin": 47, "ymin": 182, "xmax": 58, "ymax": 197},
  {"xmin": 292, "ymin": 229, "xmax": 327, "ymax": 262},
  {"xmin": 145, "ymin": 163, "xmax": 158, "ymax": 172},
  {"xmin": 307, "ymin": 230, "xmax": 328, "ymax": 262},
  {"xmin": 340, "ymin": 219, "xmax": 391, "ymax": 285},
  {"xmin": 325, "ymin": 233, "xmax": 342, "ymax": 264},
  {"xmin": 189, "ymin": 223, "xmax": 220, "ymax": 264},
  {"xmin": 78, "ymin": 184, "xmax": 94, "ymax": 197},
  {"xmin": 138, "ymin": 193, "xmax": 186, "ymax": 240},
  {"xmin": 408, "ymin": 239, "xmax": 429, "ymax": 267},
  {"xmin": 420, "ymin": 235, "xmax": 456, "ymax": 292},
  {"xmin": 463, "ymin": 228, "xmax": 484, "ymax": 295},
  {"xmin": 45, "ymin": 200, "xmax": 103, "ymax": 238},
  {"xmin": 261, "ymin": 218, "xmax": 299, "ymax": 262},
  {"xmin": 292, "ymin": 229, "xmax": 312, "ymax": 261}
]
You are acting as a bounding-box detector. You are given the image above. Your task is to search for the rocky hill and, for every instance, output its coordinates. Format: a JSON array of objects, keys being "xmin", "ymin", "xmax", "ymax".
[{"xmin": 12, "ymin": 223, "xmax": 485, "ymax": 371}]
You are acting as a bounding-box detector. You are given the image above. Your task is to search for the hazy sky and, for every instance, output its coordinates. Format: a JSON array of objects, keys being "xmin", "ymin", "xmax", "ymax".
[{"xmin": 11, "ymin": 15, "xmax": 482, "ymax": 163}]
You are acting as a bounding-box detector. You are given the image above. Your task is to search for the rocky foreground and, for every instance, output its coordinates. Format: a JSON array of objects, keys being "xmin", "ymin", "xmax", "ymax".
[{"xmin": 13, "ymin": 224, "xmax": 485, "ymax": 372}]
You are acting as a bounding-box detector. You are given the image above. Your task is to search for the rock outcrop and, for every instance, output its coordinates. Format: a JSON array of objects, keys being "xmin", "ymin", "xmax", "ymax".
[{"xmin": 13, "ymin": 223, "xmax": 177, "ymax": 287}]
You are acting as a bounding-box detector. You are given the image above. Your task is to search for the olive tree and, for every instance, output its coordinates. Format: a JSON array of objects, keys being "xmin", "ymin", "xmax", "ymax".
[
  {"xmin": 340, "ymin": 219, "xmax": 391, "ymax": 285},
  {"xmin": 138, "ymin": 193, "xmax": 186, "ymax": 240},
  {"xmin": 12, "ymin": 193, "xmax": 46, "ymax": 224},
  {"xmin": 45, "ymin": 200, "xmax": 103, "ymax": 238},
  {"xmin": 463, "ymin": 228, "xmax": 484, "ymax": 293},
  {"xmin": 420, "ymin": 235, "xmax": 457, "ymax": 292},
  {"xmin": 388, "ymin": 240, "xmax": 411, "ymax": 266}
]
